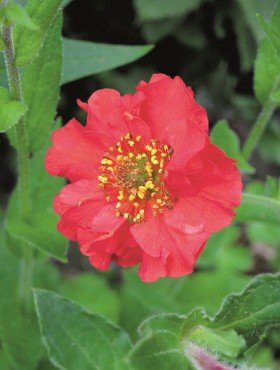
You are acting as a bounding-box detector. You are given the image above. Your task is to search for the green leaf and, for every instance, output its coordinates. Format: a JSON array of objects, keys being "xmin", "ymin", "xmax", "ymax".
[
  {"xmin": 58, "ymin": 273, "xmax": 121, "ymax": 323},
  {"xmin": 254, "ymin": 2, "xmax": 280, "ymax": 104},
  {"xmin": 0, "ymin": 34, "xmax": 4, "ymax": 50},
  {"xmin": 0, "ymin": 54, "xmax": 7, "ymax": 87},
  {"xmin": 13, "ymin": 0, "xmax": 62, "ymax": 66},
  {"xmin": 61, "ymin": 38, "xmax": 154, "ymax": 85},
  {"xmin": 0, "ymin": 3, "xmax": 37, "ymax": 29},
  {"xmin": 120, "ymin": 269, "xmax": 183, "ymax": 339},
  {"xmin": 0, "ymin": 87, "xmax": 27, "ymax": 132},
  {"xmin": 129, "ymin": 330, "xmax": 193, "ymax": 370},
  {"xmin": 235, "ymin": 193, "xmax": 280, "ymax": 225},
  {"xmin": 257, "ymin": 13, "xmax": 280, "ymax": 59},
  {"xmin": 5, "ymin": 146, "xmax": 68, "ymax": 262},
  {"xmin": 133, "ymin": 0, "xmax": 205, "ymax": 22},
  {"xmin": 129, "ymin": 274, "xmax": 280, "ymax": 368},
  {"xmin": 187, "ymin": 327, "xmax": 245, "ymax": 358},
  {"xmin": 34, "ymin": 289, "xmax": 132, "ymax": 370},
  {"xmin": 211, "ymin": 120, "xmax": 254, "ymax": 173},
  {"xmin": 271, "ymin": 87, "xmax": 280, "ymax": 102},
  {"xmin": 210, "ymin": 273, "xmax": 280, "ymax": 346},
  {"xmin": 0, "ymin": 230, "xmax": 44, "ymax": 370},
  {"xmin": 22, "ymin": 11, "xmax": 62, "ymax": 152},
  {"xmin": 236, "ymin": 0, "xmax": 278, "ymax": 43}
]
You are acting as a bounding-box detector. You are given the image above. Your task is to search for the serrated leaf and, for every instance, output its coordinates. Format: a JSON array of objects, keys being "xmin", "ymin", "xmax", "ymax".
[
  {"xmin": 34, "ymin": 289, "xmax": 132, "ymax": 370},
  {"xmin": 130, "ymin": 274, "xmax": 280, "ymax": 368},
  {"xmin": 210, "ymin": 273, "xmax": 280, "ymax": 346},
  {"xmin": 58, "ymin": 273, "xmax": 121, "ymax": 323},
  {"xmin": 0, "ymin": 3, "xmax": 37, "ymax": 29},
  {"xmin": 22, "ymin": 11, "xmax": 62, "ymax": 152},
  {"xmin": 211, "ymin": 120, "xmax": 254, "ymax": 173},
  {"xmin": 0, "ymin": 87, "xmax": 27, "ymax": 132},
  {"xmin": 5, "ymin": 146, "xmax": 68, "ymax": 262},
  {"xmin": 61, "ymin": 38, "xmax": 153, "ymax": 85},
  {"xmin": 133, "ymin": 0, "xmax": 204, "ymax": 22},
  {"xmin": 13, "ymin": 0, "xmax": 62, "ymax": 66}
]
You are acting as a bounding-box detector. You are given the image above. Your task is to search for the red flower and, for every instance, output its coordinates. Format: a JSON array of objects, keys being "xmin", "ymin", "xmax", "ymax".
[{"xmin": 45, "ymin": 74, "xmax": 242, "ymax": 282}]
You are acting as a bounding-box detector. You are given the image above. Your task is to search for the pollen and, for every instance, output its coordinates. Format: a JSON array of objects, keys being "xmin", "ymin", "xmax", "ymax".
[
  {"xmin": 137, "ymin": 186, "xmax": 147, "ymax": 199},
  {"xmin": 98, "ymin": 133, "xmax": 174, "ymax": 223}
]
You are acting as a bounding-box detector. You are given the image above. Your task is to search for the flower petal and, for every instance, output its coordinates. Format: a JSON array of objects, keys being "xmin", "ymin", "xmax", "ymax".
[
  {"xmin": 45, "ymin": 118, "xmax": 103, "ymax": 182},
  {"xmin": 137, "ymin": 74, "xmax": 208, "ymax": 139},
  {"xmin": 132, "ymin": 211, "xmax": 209, "ymax": 282},
  {"xmin": 162, "ymin": 119, "xmax": 206, "ymax": 170},
  {"xmin": 54, "ymin": 179, "xmax": 105, "ymax": 240}
]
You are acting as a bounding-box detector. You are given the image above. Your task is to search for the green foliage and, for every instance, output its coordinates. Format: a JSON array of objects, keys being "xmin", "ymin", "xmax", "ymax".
[
  {"xmin": 13, "ymin": 0, "xmax": 62, "ymax": 66},
  {"xmin": 133, "ymin": 0, "xmax": 205, "ymax": 22},
  {"xmin": 0, "ymin": 230, "xmax": 44, "ymax": 370},
  {"xmin": 0, "ymin": 86, "xmax": 26, "ymax": 132},
  {"xmin": 129, "ymin": 273, "xmax": 280, "ymax": 368},
  {"xmin": 210, "ymin": 120, "xmax": 254, "ymax": 173},
  {"xmin": 210, "ymin": 273, "xmax": 280, "ymax": 346},
  {"xmin": 34, "ymin": 289, "xmax": 132, "ymax": 370},
  {"xmin": 58, "ymin": 273, "xmax": 121, "ymax": 323},
  {"xmin": 22, "ymin": 11, "xmax": 62, "ymax": 152},
  {"xmin": 61, "ymin": 39, "xmax": 154, "ymax": 85},
  {"xmin": 5, "ymin": 146, "xmax": 68, "ymax": 262},
  {"xmin": 235, "ymin": 193, "xmax": 280, "ymax": 225},
  {"xmin": 236, "ymin": 0, "xmax": 278, "ymax": 43},
  {"xmin": 254, "ymin": 1, "xmax": 280, "ymax": 105},
  {"xmin": 0, "ymin": 3, "xmax": 37, "ymax": 29}
]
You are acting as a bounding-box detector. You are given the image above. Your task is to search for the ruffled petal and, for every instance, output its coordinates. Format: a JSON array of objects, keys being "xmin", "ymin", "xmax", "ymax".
[
  {"xmin": 136, "ymin": 74, "xmax": 208, "ymax": 139},
  {"xmin": 162, "ymin": 119, "xmax": 206, "ymax": 171},
  {"xmin": 77, "ymin": 223, "xmax": 141, "ymax": 270},
  {"xmin": 165, "ymin": 140, "xmax": 241, "ymax": 234},
  {"xmin": 45, "ymin": 118, "xmax": 103, "ymax": 182},
  {"xmin": 54, "ymin": 179, "xmax": 105, "ymax": 240},
  {"xmin": 132, "ymin": 211, "xmax": 209, "ymax": 282},
  {"xmin": 83, "ymin": 89, "xmax": 147, "ymax": 147}
]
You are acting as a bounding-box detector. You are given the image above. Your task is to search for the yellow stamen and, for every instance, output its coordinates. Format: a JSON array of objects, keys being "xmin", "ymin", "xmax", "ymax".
[
  {"xmin": 98, "ymin": 175, "xmax": 107, "ymax": 183},
  {"xmin": 129, "ymin": 194, "xmax": 135, "ymax": 201},
  {"xmin": 117, "ymin": 190, "xmax": 124, "ymax": 200},
  {"xmin": 151, "ymin": 156, "xmax": 158, "ymax": 164},
  {"xmin": 145, "ymin": 180, "xmax": 154, "ymax": 189},
  {"xmin": 137, "ymin": 186, "xmax": 146, "ymax": 199}
]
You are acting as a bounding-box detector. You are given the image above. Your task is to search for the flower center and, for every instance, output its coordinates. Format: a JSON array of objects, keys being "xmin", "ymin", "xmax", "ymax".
[{"xmin": 98, "ymin": 133, "xmax": 174, "ymax": 223}]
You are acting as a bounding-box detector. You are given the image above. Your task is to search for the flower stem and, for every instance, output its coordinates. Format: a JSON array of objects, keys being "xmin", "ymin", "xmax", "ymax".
[
  {"xmin": 2, "ymin": 24, "xmax": 32, "ymax": 311},
  {"xmin": 2, "ymin": 25, "xmax": 31, "ymax": 217},
  {"xmin": 242, "ymin": 100, "xmax": 277, "ymax": 161}
]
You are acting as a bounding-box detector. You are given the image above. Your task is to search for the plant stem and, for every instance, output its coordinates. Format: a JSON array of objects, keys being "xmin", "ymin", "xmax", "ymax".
[
  {"xmin": 2, "ymin": 26, "xmax": 31, "ymax": 217},
  {"xmin": 242, "ymin": 100, "xmax": 277, "ymax": 161},
  {"xmin": 2, "ymin": 24, "xmax": 32, "ymax": 311}
]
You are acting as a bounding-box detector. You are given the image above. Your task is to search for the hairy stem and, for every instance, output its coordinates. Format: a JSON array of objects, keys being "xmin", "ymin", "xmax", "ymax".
[{"xmin": 2, "ymin": 23, "xmax": 32, "ymax": 311}]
